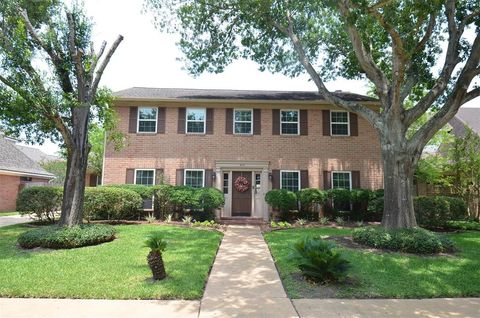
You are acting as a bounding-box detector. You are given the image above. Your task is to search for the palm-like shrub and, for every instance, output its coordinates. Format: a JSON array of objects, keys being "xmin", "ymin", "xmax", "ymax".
[
  {"xmin": 290, "ymin": 237, "xmax": 349, "ymax": 283},
  {"xmin": 144, "ymin": 233, "xmax": 167, "ymax": 280}
]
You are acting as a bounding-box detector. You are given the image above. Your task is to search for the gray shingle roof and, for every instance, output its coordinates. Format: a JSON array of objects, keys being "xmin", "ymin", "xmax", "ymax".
[
  {"xmin": 114, "ymin": 87, "xmax": 377, "ymax": 102},
  {"xmin": 16, "ymin": 145, "xmax": 60, "ymax": 164},
  {"xmin": 0, "ymin": 135, "xmax": 55, "ymax": 178},
  {"xmin": 449, "ymin": 107, "xmax": 480, "ymax": 137}
]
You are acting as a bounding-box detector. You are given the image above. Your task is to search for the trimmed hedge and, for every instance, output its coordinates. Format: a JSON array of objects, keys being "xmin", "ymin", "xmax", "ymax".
[
  {"xmin": 265, "ymin": 189, "xmax": 297, "ymax": 220},
  {"xmin": 16, "ymin": 186, "xmax": 63, "ymax": 223},
  {"xmin": 103, "ymin": 184, "xmax": 156, "ymax": 199},
  {"xmin": 83, "ymin": 187, "xmax": 143, "ymax": 221},
  {"xmin": 414, "ymin": 196, "xmax": 468, "ymax": 228},
  {"xmin": 18, "ymin": 224, "xmax": 116, "ymax": 249},
  {"xmin": 297, "ymin": 188, "xmax": 327, "ymax": 220},
  {"xmin": 352, "ymin": 226, "xmax": 455, "ymax": 254}
]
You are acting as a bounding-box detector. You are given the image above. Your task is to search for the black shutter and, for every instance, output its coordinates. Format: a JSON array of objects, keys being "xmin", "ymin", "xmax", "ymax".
[
  {"xmin": 176, "ymin": 169, "xmax": 184, "ymax": 186},
  {"xmin": 177, "ymin": 108, "xmax": 186, "ymax": 134},
  {"xmin": 323, "ymin": 171, "xmax": 332, "ymax": 189},
  {"xmin": 300, "ymin": 110, "xmax": 308, "ymax": 135},
  {"xmin": 253, "ymin": 109, "xmax": 261, "ymax": 135},
  {"xmin": 206, "ymin": 108, "xmax": 214, "ymax": 134},
  {"xmin": 129, "ymin": 107, "xmax": 138, "ymax": 133},
  {"xmin": 300, "ymin": 170, "xmax": 309, "ymax": 189},
  {"xmin": 157, "ymin": 107, "xmax": 166, "ymax": 134},
  {"xmin": 155, "ymin": 169, "xmax": 164, "ymax": 185},
  {"xmin": 272, "ymin": 169, "xmax": 280, "ymax": 189},
  {"xmin": 350, "ymin": 113, "xmax": 358, "ymax": 136},
  {"xmin": 352, "ymin": 171, "xmax": 361, "ymax": 188},
  {"xmin": 204, "ymin": 169, "xmax": 214, "ymax": 187},
  {"xmin": 272, "ymin": 109, "xmax": 280, "ymax": 135},
  {"xmin": 225, "ymin": 109, "xmax": 233, "ymax": 134},
  {"xmin": 126, "ymin": 169, "xmax": 135, "ymax": 184},
  {"xmin": 322, "ymin": 110, "xmax": 330, "ymax": 136}
]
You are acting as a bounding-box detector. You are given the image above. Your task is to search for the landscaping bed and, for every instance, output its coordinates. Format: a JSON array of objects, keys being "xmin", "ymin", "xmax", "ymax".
[
  {"xmin": 0, "ymin": 224, "xmax": 222, "ymax": 299},
  {"xmin": 264, "ymin": 227, "xmax": 480, "ymax": 299}
]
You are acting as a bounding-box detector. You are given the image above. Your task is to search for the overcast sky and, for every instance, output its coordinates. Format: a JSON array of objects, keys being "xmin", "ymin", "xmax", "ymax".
[{"xmin": 21, "ymin": 0, "xmax": 478, "ymax": 155}]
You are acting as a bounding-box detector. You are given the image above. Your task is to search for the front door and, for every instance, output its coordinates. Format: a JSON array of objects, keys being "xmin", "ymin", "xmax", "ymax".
[{"xmin": 231, "ymin": 171, "xmax": 252, "ymax": 216}]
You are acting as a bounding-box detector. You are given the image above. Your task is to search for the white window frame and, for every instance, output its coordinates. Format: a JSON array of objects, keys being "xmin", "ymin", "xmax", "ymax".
[
  {"xmin": 330, "ymin": 110, "xmax": 350, "ymax": 136},
  {"xmin": 331, "ymin": 171, "xmax": 352, "ymax": 190},
  {"xmin": 233, "ymin": 108, "xmax": 253, "ymax": 135},
  {"xmin": 280, "ymin": 109, "xmax": 300, "ymax": 135},
  {"xmin": 184, "ymin": 169, "xmax": 205, "ymax": 188},
  {"xmin": 185, "ymin": 108, "xmax": 206, "ymax": 134},
  {"xmin": 134, "ymin": 169, "xmax": 155, "ymax": 211},
  {"xmin": 280, "ymin": 170, "xmax": 301, "ymax": 192},
  {"xmin": 137, "ymin": 107, "xmax": 158, "ymax": 134}
]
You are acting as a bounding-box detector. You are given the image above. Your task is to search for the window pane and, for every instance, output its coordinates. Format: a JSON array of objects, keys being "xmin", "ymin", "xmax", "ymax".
[
  {"xmin": 138, "ymin": 120, "xmax": 157, "ymax": 132},
  {"xmin": 136, "ymin": 170, "xmax": 154, "ymax": 186},
  {"xmin": 281, "ymin": 123, "xmax": 298, "ymax": 134},
  {"xmin": 139, "ymin": 108, "xmax": 157, "ymax": 120},
  {"xmin": 234, "ymin": 122, "xmax": 252, "ymax": 134},
  {"xmin": 234, "ymin": 110, "xmax": 252, "ymax": 121},
  {"xmin": 331, "ymin": 123, "xmax": 348, "ymax": 135},
  {"xmin": 281, "ymin": 171, "xmax": 299, "ymax": 192},
  {"xmin": 331, "ymin": 112, "xmax": 348, "ymax": 123},
  {"xmin": 187, "ymin": 121, "xmax": 205, "ymax": 133},
  {"xmin": 332, "ymin": 172, "xmax": 351, "ymax": 189},
  {"xmin": 187, "ymin": 109, "xmax": 205, "ymax": 121},
  {"xmin": 281, "ymin": 110, "xmax": 298, "ymax": 122},
  {"xmin": 223, "ymin": 173, "xmax": 229, "ymax": 194},
  {"xmin": 185, "ymin": 170, "xmax": 204, "ymax": 188}
]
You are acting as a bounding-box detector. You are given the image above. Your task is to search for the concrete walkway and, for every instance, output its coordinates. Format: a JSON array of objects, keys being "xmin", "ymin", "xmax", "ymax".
[{"xmin": 0, "ymin": 214, "xmax": 30, "ymax": 228}]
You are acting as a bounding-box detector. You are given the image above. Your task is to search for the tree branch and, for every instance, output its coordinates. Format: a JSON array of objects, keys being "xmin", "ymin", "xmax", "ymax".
[
  {"xmin": 462, "ymin": 87, "xmax": 480, "ymax": 105},
  {"xmin": 66, "ymin": 12, "xmax": 85, "ymax": 101},
  {"xmin": 91, "ymin": 35, "xmax": 123, "ymax": 97}
]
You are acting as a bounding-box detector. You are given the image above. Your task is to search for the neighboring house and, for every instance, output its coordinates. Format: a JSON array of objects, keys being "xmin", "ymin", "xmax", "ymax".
[
  {"xmin": 103, "ymin": 87, "xmax": 383, "ymax": 220},
  {"xmin": 16, "ymin": 145, "xmax": 60, "ymax": 164},
  {"xmin": 0, "ymin": 134, "xmax": 54, "ymax": 212}
]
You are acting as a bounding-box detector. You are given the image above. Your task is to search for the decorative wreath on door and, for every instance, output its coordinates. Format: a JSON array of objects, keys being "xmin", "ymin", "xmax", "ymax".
[{"xmin": 234, "ymin": 176, "xmax": 250, "ymax": 192}]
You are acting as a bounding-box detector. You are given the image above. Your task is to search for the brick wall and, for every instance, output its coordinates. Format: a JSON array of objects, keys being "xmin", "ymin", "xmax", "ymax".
[
  {"xmin": 0, "ymin": 175, "xmax": 20, "ymax": 212},
  {"xmin": 104, "ymin": 101, "xmax": 383, "ymax": 189}
]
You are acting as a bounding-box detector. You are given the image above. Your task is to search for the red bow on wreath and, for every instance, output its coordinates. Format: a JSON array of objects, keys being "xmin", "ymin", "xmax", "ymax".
[{"xmin": 234, "ymin": 176, "xmax": 250, "ymax": 192}]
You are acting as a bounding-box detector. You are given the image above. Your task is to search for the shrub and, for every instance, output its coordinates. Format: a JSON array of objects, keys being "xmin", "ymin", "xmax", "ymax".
[
  {"xmin": 296, "ymin": 218, "xmax": 308, "ymax": 226},
  {"xmin": 297, "ymin": 188, "xmax": 327, "ymax": 220},
  {"xmin": 145, "ymin": 213, "xmax": 156, "ymax": 223},
  {"xmin": 327, "ymin": 188, "xmax": 351, "ymax": 211},
  {"xmin": 319, "ymin": 216, "xmax": 329, "ymax": 225},
  {"xmin": 414, "ymin": 196, "xmax": 468, "ymax": 228},
  {"xmin": 83, "ymin": 187, "xmax": 143, "ymax": 221},
  {"xmin": 265, "ymin": 189, "xmax": 297, "ymax": 220},
  {"xmin": 352, "ymin": 227, "xmax": 455, "ymax": 254},
  {"xmin": 169, "ymin": 186, "xmax": 197, "ymax": 213},
  {"xmin": 18, "ymin": 224, "xmax": 116, "ymax": 249},
  {"xmin": 16, "ymin": 186, "xmax": 63, "ymax": 223},
  {"xmin": 445, "ymin": 220, "xmax": 480, "ymax": 231},
  {"xmin": 290, "ymin": 236, "xmax": 350, "ymax": 283},
  {"xmin": 154, "ymin": 184, "xmax": 175, "ymax": 219},
  {"xmin": 444, "ymin": 197, "xmax": 468, "ymax": 220},
  {"xmin": 367, "ymin": 196, "xmax": 384, "ymax": 221},
  {"xmin": 192, "ymin": 220, "xmax": 217, "ymax": 227},
  {"xmin": 335, "ymin": 216, "xmax": 345, "ymax": 225},
  {"xmin": 104, "ymin": 184, "xmax": 156, "ymax": 199},
  {"xmin": 192, "ymin": 187, "xmax": 224, "ymax": 221}
]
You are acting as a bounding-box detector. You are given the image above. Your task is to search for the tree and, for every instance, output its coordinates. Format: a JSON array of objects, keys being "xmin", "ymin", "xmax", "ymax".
[
  {"xmin": 146, "ymin": 0, "xmax": 480, "ymax": 228},
  {"xmin": 0, "ymin": 1, "xmax": 123, "ymax": 226}
]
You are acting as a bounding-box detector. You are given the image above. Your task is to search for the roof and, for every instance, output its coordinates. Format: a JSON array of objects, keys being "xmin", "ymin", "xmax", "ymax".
[
  {"xmin": 114, "ymin": 87, "xmax": 377, "ymax": 102},
  {"xmin": 0, "ymin": 135, "xmax": 55, "ymax": 178},
  {"xmin": 449, "ymin": 107, "xmax": 480, "ymax": 137},
  {"xmin": 16, "ymin": 145, "xmax": 60, "ymax": 164}
]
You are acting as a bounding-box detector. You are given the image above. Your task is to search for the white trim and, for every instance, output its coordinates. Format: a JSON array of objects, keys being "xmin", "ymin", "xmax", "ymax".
[
  {"xmin": 134, "ymin": 169, "xmax": 156, "ymax": 186},
  {"xmin": 185, "ymin": 108, "xmax": 206, "ymax": 134},
  {"xmin": 280, "ymin": 170, "xmax": 301, "ymax": 192},
  {"xmin": 233, "ymin": 108, "xmax": 253, "ymax": 135},
  {"xmin": 331, "ymin": 171, "xmax": 352, "ymax": 190},
  {"xmin": 280, "ymin": 109, "xmax": 300, "ymax": 135},
  {"xmin": 0, "ymin": 169, "xmax": 54, "ymax": 179},
  {"xmin": 137, "ymin": 107, "xmax": 158, "ymax": 133},
  {"xmin": 184, "ymin": 169, "xmax": 205, "ymax": 188},
  {"xmin": 330, "ymin": 110, "xmax": 350, "ymax": 136}
]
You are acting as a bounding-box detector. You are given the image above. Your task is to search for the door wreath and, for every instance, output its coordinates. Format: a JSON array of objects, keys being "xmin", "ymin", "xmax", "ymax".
[{"xmin": 234, "ymin": 176, "xmax": 250, "ymax": 192}]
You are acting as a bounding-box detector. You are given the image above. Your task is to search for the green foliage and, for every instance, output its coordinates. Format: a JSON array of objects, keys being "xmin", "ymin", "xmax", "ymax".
[
  {"xmin": 16, "ymin": 186, "xmax": 63, "ymax": 222},
  {"xmin": 40, "ymin": 160, "xmax": 66, "ymax": 186},
  {"xmin": 144, "ymin": 232, "xmax": 167, "ymax": 253},
  {"xmin": 335, "ymin": 216, "xmax": 345, "ymax": 226},
  {"xmin": 192, "ymin": 220, "xmax": 217, "ymax": 228},
  {"xmin": 18, "ymin": 224, "xmax": 116, "ymax": 249},
  {"xmin": 83, "ymin": 187, "xmax": 143, "ymax": 221},
  {"xmin": 289, "ymin": 236, "xmax": 349, "ymax": 283},
  {"xmin": 296, "ymin": 188, "xmax": 327, "ymax": 220},
  {"xmin": 414, "ymin": 196, "xmax": 468, "ymax": 228},
  {"xmin": 319, "ymin": 217, "xmax": 330, "ymax": 225},
  {"xmin": 415, "ymin": 155, "xmax": 449, "ymax": 185},
  {"xmin": 145, "ymin": 213, "xmax": 156, "ymax": 223},
  {"xmin": 445, "ymin": 220, "xmax": 480, "ymax": 231},
  {"xmin": 270, "ymin": 221, "xmax": 292, "ymax": 229},
  {"xmin": 154, "ymin": 184, "xmax": 175, "ymax": 219},
  {"xmin": 296, "ymin": 218, "xmax": 307, "ymax": 226},
  {"xmin": 182, "ymin": 216, "xmax": 193, "ymax": 224},
  {"xmin": 104, "ymin": 184, "xmax": 156, "ymax": 199},
  {"xmin": 352, "ymin": 227, "xmax": 455, "ymax": 254},
  {"xmin": 265, "ymin": 189, "xmax": 297, "ymax": 213}
]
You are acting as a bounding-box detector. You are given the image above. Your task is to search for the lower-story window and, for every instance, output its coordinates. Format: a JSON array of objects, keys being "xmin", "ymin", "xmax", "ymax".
[
  {"xmin": 332, "ymin": 171, "xmax": 352, "ymax": 190},
  {"xmin": 280, "ymin": 170, "xmax": 300, "ymax": 192},
  {"xmin": 135, "ymin": 169, "xmax": 155, "ymax": 186},
  {"xmin": 184, "ymin": 169, "xmax": 205, "ymax": 188}
]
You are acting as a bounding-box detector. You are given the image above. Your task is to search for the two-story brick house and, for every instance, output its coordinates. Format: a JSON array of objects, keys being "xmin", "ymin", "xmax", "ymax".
[{"xmin": 103, "ymin": 87, "xmax": 383, "ymax": 220}]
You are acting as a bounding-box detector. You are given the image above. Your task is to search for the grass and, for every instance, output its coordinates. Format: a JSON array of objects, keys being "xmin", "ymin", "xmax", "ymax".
[
  {"xmin": 0, "ymin": 212, "xmax": 19, "ymax": 216},
  {"xmin": 0, "ymin": 224, "xmax": 222, "ymax": 299},
  {"xmin": 264, "ymin": 227, "xmax": 480, "ymax": 299}
]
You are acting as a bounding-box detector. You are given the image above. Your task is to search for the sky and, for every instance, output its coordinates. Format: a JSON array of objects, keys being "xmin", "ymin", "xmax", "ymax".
[{"xmin": 20, "ymin": 0, "xmax": 479, "ymax": 155}]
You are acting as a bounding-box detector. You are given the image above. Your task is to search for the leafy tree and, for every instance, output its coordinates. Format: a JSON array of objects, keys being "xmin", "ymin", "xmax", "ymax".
[
  {"xmin": 0, "ymin": 1, "xmax": 123, "ymax": 226},
  {"xmin": 41, "ymin": 160, "xmax": 67, "ymax": 186},
  {"xmin": 146, "ymin": 0, "xmax": 480, "ymax": 228}
]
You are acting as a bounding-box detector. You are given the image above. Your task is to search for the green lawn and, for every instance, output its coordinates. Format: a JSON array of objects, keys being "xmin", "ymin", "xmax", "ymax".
[
  {"xmin": 0, "ymin": 212, "xmax": 19, "ymax": 216},
  {"xmin": 0, "ymin": 224, "xmax": 222, "ymax": 299},
  {"xmin": 264, "ymin": 227, "xmax": 480, "ymax": 299}
]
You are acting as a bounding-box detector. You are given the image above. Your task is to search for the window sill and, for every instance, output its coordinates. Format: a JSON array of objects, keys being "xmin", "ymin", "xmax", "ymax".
[{"xmin": 135, "ymin": 132, "xmax": 157, "ymax": 135}]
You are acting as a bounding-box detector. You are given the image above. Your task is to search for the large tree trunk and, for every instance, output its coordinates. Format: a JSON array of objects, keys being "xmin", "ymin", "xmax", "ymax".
[{"xmin": 380, "ymin": 139, "xmax": 418, "ymax": 229}]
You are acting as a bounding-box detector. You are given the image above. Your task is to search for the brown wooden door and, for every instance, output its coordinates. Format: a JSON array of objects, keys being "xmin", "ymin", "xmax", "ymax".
[{"xmin": 231, "ymin": 171, "xmax": 252, "ymax": 216}]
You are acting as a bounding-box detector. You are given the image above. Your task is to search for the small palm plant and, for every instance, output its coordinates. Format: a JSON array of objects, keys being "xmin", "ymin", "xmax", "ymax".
[{"xmin": 144, "ymin": 233, "xmax": 167, "ymax": 280}]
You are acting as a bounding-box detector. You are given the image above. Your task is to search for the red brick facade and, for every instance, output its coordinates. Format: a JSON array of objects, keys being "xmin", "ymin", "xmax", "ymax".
[{"xmin": 0, "ymin": 175, "xmax": 50, "ymax": 212}]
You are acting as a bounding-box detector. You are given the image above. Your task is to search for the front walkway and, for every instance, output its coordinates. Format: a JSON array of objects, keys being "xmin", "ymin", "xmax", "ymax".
[{"xmin": 0, "ymin": 215, "xmax": 30, "ymax": 228}]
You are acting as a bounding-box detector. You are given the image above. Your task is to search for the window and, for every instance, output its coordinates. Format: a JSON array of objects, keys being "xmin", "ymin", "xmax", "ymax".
[
  {"xmin": 280, "ymin": 110, "xmax": 299, "ymax": 135},
  {"xmin": 255, "ymin": 173, "xmax": 261, "ymax": 193},
  {"xmin": 332, "ymin": 171, "xmax": 352, "ymax": 190},
  {"xmin": 135, "ymin": 169, "xmax": 155, "ymax": 186},
  {"xmin": 186, "ymin": 108, "xmax": 206, "ymax": 133},
  {"xmin": 280, "ymin": 170, "xmax": 300, "ymax": 192},
  {"xmin": 234, "ymin": 109, "xmax": 253, "ymax": 134},
  {"xmin": 184, "ymin": 169, "xmax": 205, "ymax": 188},
  {"xmin": 223, "ymin": 173, "xmax": 229, "ymax": 194},
  {"xmin": 330, "ymin": 111, "xmax": 349, "ymax": 136},
  {"xmin": 20, "ymin": 177, "xmax": 32, "ymax": 182},
  {"xmin": 137, "ymin": 107, "xmax": 157, "ymax": 133}
]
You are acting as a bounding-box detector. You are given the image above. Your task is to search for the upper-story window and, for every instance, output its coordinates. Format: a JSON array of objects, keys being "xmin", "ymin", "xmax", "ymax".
[
  {"xmin": 280, "ymin": 110, "xmax": 299, "ymax": 135},
  {"xmin": 280, "ymin": 170, "xmax": 300, "ymax": 192},
  {"xmin": 332, "ymin": 171, "xmax": 351, "ymax": 190},
  {"xmin": 137, "ymin": 107, "xmax": 157, "ymax": 133},
  {"xmin": 186, "ymin": 108, "xmax": 206, "ymax": 134},
  {"xmin": 234, "ymin": 109, "xmax": 253, "ymax": 134},
  {"xmin": 330, "ymin": 111, "xmax": 350, "ymax": 136},
  {"xmin": 135, "ymin": 169, "xmax": 155, "ymax": 186},
  {"xmin": 184, "ymin": 169, "xmax": 205, "ymax": 188}
]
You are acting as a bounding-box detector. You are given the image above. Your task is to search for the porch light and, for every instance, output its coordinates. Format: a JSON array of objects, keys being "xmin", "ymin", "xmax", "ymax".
[
  {"xmin": 211, "ymin": 173, "xmax": 216, "ymax": 180},
  {"xmin": 268, "ymin": 173, "xmax": 273, "ymax": 180}
]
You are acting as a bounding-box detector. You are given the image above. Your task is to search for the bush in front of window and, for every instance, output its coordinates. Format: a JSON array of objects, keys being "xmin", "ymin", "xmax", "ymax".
[
  {"xmin": 103, "ymin": 184, "xmax": 156, "ymax": 199},
  {"xmin": 296, "ymin": 188, "xmax": 328, "ymax": 221},
  {"xmin": 194, "ymin": 187, "xmax": 225, "ymax": 221},
  {"xmin": 83, "ymin": 187, "xmax": 143, "ymax": 221},
  {"xmin": 16, "ymin": 186, "xmax": 63, "ymax": 223},
  {"xmin": 265, "ymin": 189, "xmax": 297, "ymax": 220}
]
